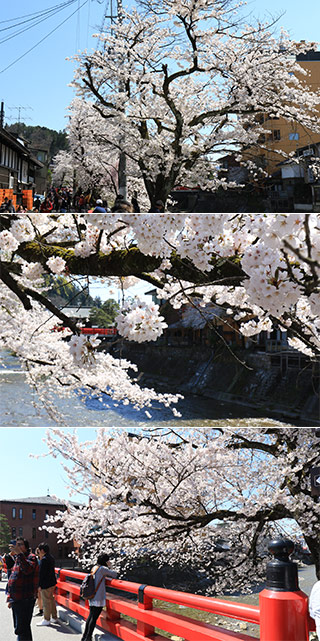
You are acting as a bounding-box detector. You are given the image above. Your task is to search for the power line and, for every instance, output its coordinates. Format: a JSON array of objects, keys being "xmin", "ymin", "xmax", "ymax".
[
  {"xmin": 0, "ymin": 0, "xmax": 90, "ymax": 75},
  {"xmin": 0, "ymin": 1, "xmax": 78, "ymax": 46},
  {"xmin": 0, "ymin": 0, "xmax": 76, "ymax": 33}
]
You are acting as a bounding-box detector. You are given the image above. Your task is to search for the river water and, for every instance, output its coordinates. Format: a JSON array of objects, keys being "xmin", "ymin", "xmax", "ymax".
[{"xmin": 0, "ymin": 350, "xmax": 295, "ymax": 428}]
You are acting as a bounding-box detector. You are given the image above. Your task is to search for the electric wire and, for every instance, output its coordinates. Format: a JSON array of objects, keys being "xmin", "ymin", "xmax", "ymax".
[
  {"xmin": 0, "ymin": 0, "xmax": 90, "ymax": 75},
  {"xmin": 0, "ymin": 0, "xmax": 77, "ymax": 27},
  {"xmin": 0, "ymin": 1, "xmax": 78, "ymax": 46}
]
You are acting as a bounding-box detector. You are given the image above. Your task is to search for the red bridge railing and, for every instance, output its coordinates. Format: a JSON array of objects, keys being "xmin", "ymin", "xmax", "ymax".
[
  {"xmin": 53, "ymin": 326, "xmax": 117, "ymax": 336},
  {"xmin": 54, "ymin": 567, "xmax": 316, "ymax": 641}
]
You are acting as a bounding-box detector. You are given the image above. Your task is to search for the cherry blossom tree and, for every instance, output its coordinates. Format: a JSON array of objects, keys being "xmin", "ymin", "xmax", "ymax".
[
  {"xmin": 68, "ymin": 0, "xmax": 320, "ymax": 208},
  {"xmin": 51, "ymin": 150, "xmax": 75, "ymax": 190},
  {"xmin": 0, "ymin": 213, "xmax": 319, "ymax": 422},
  {"xmin": 42, "ymin": 427, "xmax": 320, "ymax": 594}
]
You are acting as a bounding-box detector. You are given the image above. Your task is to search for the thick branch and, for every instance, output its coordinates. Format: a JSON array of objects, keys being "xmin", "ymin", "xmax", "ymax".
[{"xmin": 14, "ymin": 242, "xmax": 245, "ymax": 285}]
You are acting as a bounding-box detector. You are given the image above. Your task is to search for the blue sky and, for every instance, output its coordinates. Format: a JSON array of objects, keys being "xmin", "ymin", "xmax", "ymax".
[
  {"xmin": 0, "ymin": 428, "xmax": 112, "ymax": 502},
  {"xmin": 1, "ymin": 0, "xmax": 319, "ymax": 132}
]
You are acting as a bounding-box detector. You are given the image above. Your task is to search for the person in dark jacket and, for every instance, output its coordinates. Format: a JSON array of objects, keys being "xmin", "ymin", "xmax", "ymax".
[
  {"xmin": 4, "ymin": 551, "xmax": 16, "ymax": 593},
  {"xmin": 36, "ymin": 543, "xmax": 57, "ymax": 627},
  {"xmin": 7, "ymin": 537, "xmax": 39, "ymax": 641}
]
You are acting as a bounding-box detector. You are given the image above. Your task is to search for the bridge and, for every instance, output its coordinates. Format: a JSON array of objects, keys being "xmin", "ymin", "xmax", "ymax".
[
  {"xmin": 0, "ymin": 539, "xmax": 317, "ymax": 641},
  {"xmin": 0, "ymin": 576, "xmax": 116, "ymax": 641}
]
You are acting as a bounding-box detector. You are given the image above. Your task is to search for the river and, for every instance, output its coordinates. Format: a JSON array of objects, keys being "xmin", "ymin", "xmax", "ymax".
[{"xmin": 0, "ymin": 350, "xmax": 296, "ymax": 427}]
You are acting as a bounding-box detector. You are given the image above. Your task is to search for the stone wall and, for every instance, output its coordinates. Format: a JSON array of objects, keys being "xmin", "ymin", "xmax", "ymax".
[{"xmin": 111, "ymin": 341, "xmax": 319, "ymax": 423}]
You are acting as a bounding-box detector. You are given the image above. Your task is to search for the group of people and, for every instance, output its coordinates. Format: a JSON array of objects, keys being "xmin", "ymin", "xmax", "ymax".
[
  {"xmin": 0, "ymin": 190, "xmax": 166, "ymax": 213},
  {"xmin": 2, "ymin": 537, "xmax": 117, "ymax": 641},
  {"xmin": 3, "ymin": 538, "xmax": 57, "ymax": 640}
]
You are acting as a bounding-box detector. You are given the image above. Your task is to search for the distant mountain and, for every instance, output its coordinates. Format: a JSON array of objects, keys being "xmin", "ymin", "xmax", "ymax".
[{"xmin": 5, "ymin": 123, "xmax": 68, "ymax": 159}]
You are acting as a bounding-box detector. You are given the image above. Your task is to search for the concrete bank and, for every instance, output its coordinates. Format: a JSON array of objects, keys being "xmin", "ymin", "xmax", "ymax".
[{"xmin": 110, "ymin": 342, "xmax": 319, "ymax": 425}]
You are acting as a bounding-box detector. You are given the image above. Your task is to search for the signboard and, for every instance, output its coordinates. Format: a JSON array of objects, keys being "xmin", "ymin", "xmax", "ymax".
[{"xmin": 310, "ymin": 466, "xmax": 320, "ymax": 497}]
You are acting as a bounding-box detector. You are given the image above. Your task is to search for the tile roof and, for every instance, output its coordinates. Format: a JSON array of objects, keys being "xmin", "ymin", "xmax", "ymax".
[{"xmin": 0, "ymin": 495, "xmax": 81, "ymax": 507}]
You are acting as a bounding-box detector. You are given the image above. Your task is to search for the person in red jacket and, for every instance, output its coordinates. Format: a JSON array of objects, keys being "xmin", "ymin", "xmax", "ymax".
[
  {"xmin": 7, "ymin": 538, "xmax": 39, "ymax": 641},
  {"xmin": 40, "ymin": 198, "xmax": 53, "ymax": 212}
]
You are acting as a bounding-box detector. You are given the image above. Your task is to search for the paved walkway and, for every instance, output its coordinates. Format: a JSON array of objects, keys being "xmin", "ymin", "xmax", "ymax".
[{"xmin": 0, "ymin": 578, "xmax": 119, "ymax": 641}]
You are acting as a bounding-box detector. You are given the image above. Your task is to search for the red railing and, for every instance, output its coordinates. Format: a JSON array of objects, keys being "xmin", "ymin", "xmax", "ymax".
[
  {"xmin": 54, "ymin": 568, "xmax": 316, "ymax": 641},
  {"xmin": 80, "ymin": 327, "xmax": 117, "ymax": 336},
  {"xmin": 53, "ymin": 327, "xmax": 117, "ymax": 336}
]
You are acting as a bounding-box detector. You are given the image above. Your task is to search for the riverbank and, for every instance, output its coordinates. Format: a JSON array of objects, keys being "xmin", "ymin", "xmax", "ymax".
[{"xmin": 109, "ymin": 342, "xmax": 319, "ymax": 427}]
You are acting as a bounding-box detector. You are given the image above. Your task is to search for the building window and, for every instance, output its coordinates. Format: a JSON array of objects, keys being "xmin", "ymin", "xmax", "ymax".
[
  {"xmin": 11, "ymin": 527, "xmax": 16, "ymax": 538},
  {"xmin": 45, "ymin": 510, "xmax": 49, "ymax": 520},
  {"xmin": 18, "ymin": 527, "xmax": 23, "ymax": 537},
  {"xmin": 273, "ymin": 130, "xmax": 281, "ymax": 141},
  {"xmin": 289, "ymin": 133, "xmax": 299, "ymax": 140},
  {"xmin": 19, "ymin": 508, "xmax": 23, "ymax": 519},
  {"xmin": 12, "ymin": 507, "xmax": 16, "ymax": 519},
  {"xmin": 32, "ymin": 528, "xmax": 36, "ymax": 539},
  {"xmin": 32, "ymin": 509, "xmax": 36, "ymax": 520}
]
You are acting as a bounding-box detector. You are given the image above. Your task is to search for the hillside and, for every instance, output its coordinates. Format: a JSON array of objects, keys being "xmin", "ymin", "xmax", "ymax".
[{"xmin": 5, "ymin": 123, "xmax": 68, "ymax": 159}]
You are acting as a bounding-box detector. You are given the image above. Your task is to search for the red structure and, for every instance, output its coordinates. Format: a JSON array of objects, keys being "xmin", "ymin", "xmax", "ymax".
[
  {"xmin": 80, "ymin": 328, "xmax": 117, "ymax": 336},
  {"xmin": 53, "ymin": 327, "xmax": 117, "ymax": 336},
  {"xmin": 54, "ymin": 566, "xmax": 316, "ymax": 641}
]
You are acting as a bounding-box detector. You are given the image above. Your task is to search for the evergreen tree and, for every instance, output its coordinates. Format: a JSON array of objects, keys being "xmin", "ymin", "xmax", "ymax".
[
  {"xmin": 0, "ymin": 514, "xmax": 11, "ymax": 553},
  {"xmin": 89, "ymin": 299, "xmax": 119, "ymax": 327}
]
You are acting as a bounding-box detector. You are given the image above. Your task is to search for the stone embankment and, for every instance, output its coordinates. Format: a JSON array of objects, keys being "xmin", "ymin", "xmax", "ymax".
[{"xmin": 109, "ymin": 342, "xmax": 319, "ymax": 425}]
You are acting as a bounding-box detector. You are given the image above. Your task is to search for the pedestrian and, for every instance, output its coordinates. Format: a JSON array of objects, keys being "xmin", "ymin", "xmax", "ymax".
[
  {"xmin": 0, "ymin": 196, "xmax": 9, "ymax": 211},
  {"xmin": 309, "ymin": 579, "xmax": 320, "ymax": 640},
  {"xmin": 34, "ymin": 548, "xmax": 43, "ymax": 617},
  {"xmin": 36, "ymin": 542, "xmax": 58, "ymax": 626},
  {"xmin": 112, "ymin": 199, "xmax": 133, "ymax": 212},
  {"xmin": 6, "ymin": 199, "xmax": 16, "ymax": 213},
  {"xmin": 149, "ymin": 199, "xmax": 164, "ymax": 212},
  {"xmin": 4, "ymin": 551, "xmax": 15, "ymax": 593},
  {"xmin": 93, "ymin": 199, "xmax": 108, "ymax": 213},
  {"xmin": 131, "ymin": 190, "xmax": 140, "ymax": 212},
  {"xmin": 81, "ymin": 553, "xmax": 117, "ymax": 641},
  {"xmin": 7, "ymin": 537, "xmax": 39, "ymax": 641},
  {"xmin": 111, "ymin": 193, "xmax": 124, "ymax": 211}
]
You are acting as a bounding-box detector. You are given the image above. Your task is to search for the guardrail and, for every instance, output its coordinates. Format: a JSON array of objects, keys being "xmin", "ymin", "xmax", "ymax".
[
  {"xmin": 54, "ymin": 539, "xmax": 316, "ymax": 641},
  {"xmin": 55, "ymin": 569, "xmax": 259, "ymax": 641}
]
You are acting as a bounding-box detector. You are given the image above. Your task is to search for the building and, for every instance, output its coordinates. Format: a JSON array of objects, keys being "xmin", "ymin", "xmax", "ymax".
[
  {"xmin": 0, "ymin": 126, "xmax": 43, "ymax": 207},
  {"xmin": 246, "ymin": 49, "xmax": 320, "ymax": 177},
  {"xmin": 0, "ymin": 495, "xmax": 79, "ymax": 561},
  {"xmin": 62, "ymin": 306, "xmax": 93, "ymax": 323},
  {"xmin": 30, "ymin": 146, "xmax": 51, "ymax": 195}
]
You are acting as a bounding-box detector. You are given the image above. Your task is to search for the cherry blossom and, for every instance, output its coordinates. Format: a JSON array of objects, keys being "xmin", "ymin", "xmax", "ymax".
[
  {"xmin": 115, "ymin": 300, "xmax": 168, "ymax": 342},
  {"xmin": 0, "ymin": 213, "xmax": 319, "ymax": 421},
  {"xmin": 59, "ymin": 0, "xmax": 320, "ymax": 208},
  {"xmin": 46, "ymin": 256, "xmax": 67, "ymax": 274},
  {"xmin": 41, "ymin": 427, "xmax": 320, "ymax": 593}
]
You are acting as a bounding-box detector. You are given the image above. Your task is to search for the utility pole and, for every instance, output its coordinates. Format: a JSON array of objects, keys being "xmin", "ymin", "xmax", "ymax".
[
  {"xmin": 0, "ymin": 102, "xmax": 4, "ymax": 129},
  {"xmin": 102, "ymin": 0, "xmax": 127, "ymax": 199}
]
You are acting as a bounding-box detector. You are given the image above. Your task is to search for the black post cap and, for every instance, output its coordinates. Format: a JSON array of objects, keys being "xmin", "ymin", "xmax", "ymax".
[{"xmin": 266, "ymin": 538, "xmax": 299, "ymax": 592}]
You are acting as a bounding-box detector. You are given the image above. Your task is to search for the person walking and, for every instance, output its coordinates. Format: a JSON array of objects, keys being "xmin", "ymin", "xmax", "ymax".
[
  {"xmin": 7, "ymin": 537, "xmax": 39, "ymax": 641},
  {"xmin": 36, "ymin": 542, "xmax": 58, "ymax": 626},
  {"xmin": 309, "ymin": 579, "xmax": 320, "ymax": 640},
  {"xmin": 81, "ymin": 553, "xmax": 117, "ymax": 641}
]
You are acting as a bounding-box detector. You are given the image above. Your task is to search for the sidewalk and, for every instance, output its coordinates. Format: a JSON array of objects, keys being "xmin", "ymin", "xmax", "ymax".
[{"xmin": 0, "ymin": 578, "xmax": 119, "ymax": 641}]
